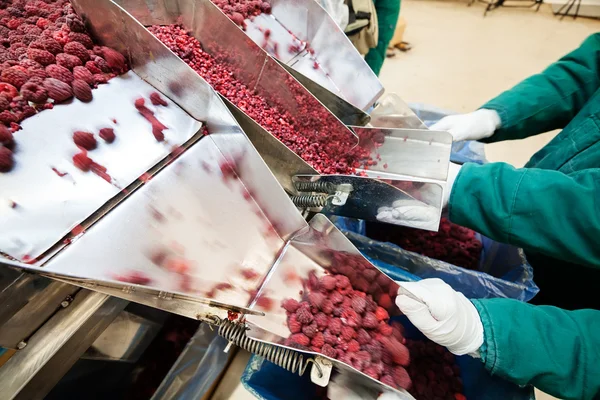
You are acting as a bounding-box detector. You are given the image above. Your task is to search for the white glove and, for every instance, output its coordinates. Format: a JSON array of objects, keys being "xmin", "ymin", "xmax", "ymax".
[
  {"xmin": 443, "ymin": 162, "xmax": 462, "ymax": 208},
  {"xmin": 376, "ymin": 198, "xmax": 439, "ymax": 230},
  {"xmin": 395, "ymin": 278, "xmax": 483, "ymax": 356},
  {"xmin": 430, "ymin": 109, "xmax": 501, "ymax": 142}
]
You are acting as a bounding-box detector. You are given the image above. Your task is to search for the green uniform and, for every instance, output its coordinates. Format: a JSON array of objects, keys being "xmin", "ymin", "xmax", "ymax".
[
  {"xmin": 364, "ymin": 0, "xmax": 400, "ymax": 75},
  {"xmin": 447, "ymin": 34, "xmax": 600, "ymax": 398}
]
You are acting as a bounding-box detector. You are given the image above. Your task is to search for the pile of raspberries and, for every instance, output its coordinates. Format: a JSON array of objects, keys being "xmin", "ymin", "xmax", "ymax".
[
  {"xmin": 149, "ymin": 24, "xmax": 374, "ymax": 176},
  {"xmin": 210, "ymin": 0, "xmax": 271, "ymax": 29},
  {"xmin": 366, "ymin": 218, "xmax": 483, "ymax": 271},
  {"xmin": 0, "ymin": 0, "xmax": 128, "ymax": 173}
]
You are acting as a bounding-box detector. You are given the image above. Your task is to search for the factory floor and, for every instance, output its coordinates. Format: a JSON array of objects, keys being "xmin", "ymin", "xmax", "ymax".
[{"xmin": 210, "ymin": 2, "xmax": 600, "ymax": 399}]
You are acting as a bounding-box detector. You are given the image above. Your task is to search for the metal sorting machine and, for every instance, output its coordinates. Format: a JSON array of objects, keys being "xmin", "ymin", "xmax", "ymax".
[{"xmin": 0, "ymin": 0, "xmax": 451, "ymax": 398}]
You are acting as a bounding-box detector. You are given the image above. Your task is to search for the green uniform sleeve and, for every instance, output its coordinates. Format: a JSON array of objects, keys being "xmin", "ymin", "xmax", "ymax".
[
  {"xmin": 471, "ymin": 298, "xmax": 600, "ymax": 400},
  {"xmin": 448, "ymin": 162, "xmax": 600, "ymax": 268},
  {"xmin": 364, "ymin": 0, "xmax": 400, "ymax": 76},
  {"xmin": 481, "ymin": 33, "xmax": 600, "ymax": 142}
]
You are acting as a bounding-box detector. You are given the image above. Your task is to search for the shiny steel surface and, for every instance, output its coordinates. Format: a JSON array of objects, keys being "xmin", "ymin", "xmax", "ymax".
[
  {"xmin": 370, "ymin": 93, "xmax": 428, "ymax": 130},
  {"xmin": 0, "ymin": 72, "xmax": 201, "ymax": 261},
  {"xmin": 245, "ymin": 214, "xmax": 415, "ymax": 399},
  {"xmin": 0, "ymin": 290, "xmax": 126, "ymax": 400}
]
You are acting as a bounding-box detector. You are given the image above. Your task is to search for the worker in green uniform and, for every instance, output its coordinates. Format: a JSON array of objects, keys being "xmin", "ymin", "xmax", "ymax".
[
  {"xmin": 364, "ymin": 0, "xmax": 400, "ymax": 75},
  {"xmin": 429, "ymin": 33, "xmax": 600, "ymax": 311}
]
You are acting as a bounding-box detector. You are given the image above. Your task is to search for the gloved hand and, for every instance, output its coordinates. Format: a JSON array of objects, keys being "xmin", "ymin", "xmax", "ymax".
[
  {"xmin": 430, "ymin": 109, "xmax": 501, "ymax": 142},
  {"xmin": 395, "ymin": 278, "xmax": 484, "ymax": 356},
  {"xmin": 443, "ymin": 162, "xmax": 462, "ymax": 208}
]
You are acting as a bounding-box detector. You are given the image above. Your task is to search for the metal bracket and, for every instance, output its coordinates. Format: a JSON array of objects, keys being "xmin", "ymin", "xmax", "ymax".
[{"xmin": 310, "ymin": 356, "xmax": 333, "ymax": 387}]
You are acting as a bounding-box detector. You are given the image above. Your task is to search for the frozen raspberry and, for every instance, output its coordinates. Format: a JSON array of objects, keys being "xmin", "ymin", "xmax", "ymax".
[
  {"xmin": 347, "ymin": 339, "xmax": 360, "ymax": 353},
  {"xmin": 365, "ymin": 297, "xmax": 378, "ymax": 313},
  {"xmin": 363, "ymin": 342, "xmax": 383, "ymax": 362},
  {"xmin": 382, "ymin": 337, "xmax": 410, "ymax": 366},
  {"xmin": 356, "ymin": 329, "xmax": 371, "ymax": 345},
  {"xmin": 6, "ymin": 18, "xmax": 24, "ymax": 30},
  {"xmin": 335, "ymin": 275, "xmax": 350, "ymax": 289},
  {"xmin": 455, "ymin": 395, "xmax": 467, "ymax": 400},
  {"xmin": 363, "ymin": 366, "xmax": 381, "ymax": 380},
  {"xmin": 27, "ymin": 68, "xmax": 47, "ymax": 80},
  {"xmin": 351, "ymin": 296, "xmax": 367, "ymax": 314},
  {"xmin": 0, "ymin": 146, "xmax": 13, "ymax": 172},
  {"xmin": 329, "ymin": 318, "xmax": 342, "ymax": 335},
  {"xmin": 295, "ymin": 305, "xmax": 313, "ymax": 324},
  {"xmin": 93, "ymin": 73, "xmax": 109, "ymax": 85},
  {"xmin": 85, "ymin": 60, "xmax": 101, "ymax": 74},
  {"xmin": 36, "ymin": 18, "xmax": 49, "ymax": 30},
  {"xmin": 378, "ymin": 293, "xmax": 393, "ymax": 310},
  {"xmin": 362, "ymin": 269, "xmax": 377, "ymax": 281},
  {"xmin": 375, "ymin": 307, "xmax": 389, "ymax": 321},
  {"xmin": 72, "ymin": 150, "xmax": 93, "ymax": 171},
  {"xmin": 27, "ymin": 48, "xmax": 55, "ymax": 65},
  {"xmin": 19, "ymin": 59, "xmax": 42, "ymax": 70},
  {"xmin": 100, "ymin": 46, "xmax": 126, "ymax": 73},
  {"xmin": 56, "ymin": 53, "xmax": 83, "ymax": 70},
  {"xmin": 230, "ymin": 12, "xmax": 244, "ymax": 27},
  {"xmin": 323, "ymin": 330, "xmax": 337, "ymax": 345},
  {"xmin": 320, "ymin": 299, "xmax": 333, "ymax": 315},
  {"xmin": 393, "ymin": 366, "xmax": 412, "ymax": 390},
  {"xmin": 39, "ymin": 38, "xmax": 62, "ymax": 55},
  {"xmin": 21, "ymin": 81, "xmax": 47, "ymax": 103},
  {"xmin": 282, "ymin": 298, "xmax": 300, "ymax": 313},
  {"xmin": 314, "ymin": 312, "xmax": 329, "ymax": 329},
  {"xmin": 44, "ymin": 78, "xmax": 72, "ymax": 102},
  {"xmin": 380, "ymin": 375, "xmax": 396, "ymax": 388},
  {"xmin": 353, "ymin": 277, "xmax": 369, "ymax": 292},
  {"xmin": 1, "ymin": 67, "xmax": 28, "ymax": 89},
  {"xmin": 289, "ymin": 333, "xmax": 310, "ymax": 347},
  {"xmin": 45, "ymin": 64, "xmax": 73, "ymax": 83},
  {"xmin": 98, "ymin": 127, "xmax": 115, "ymax": 143},
  {"xmin": 0, "ymin": 110, "xmax": 17, "ymax": 124},
  {"xmin": 67, "ymin": 32, "xmax": 93, "ymax": 49},
  {"xmin": 92, "ymin": 56, "xmax": 111, "ymax": 73},
  {"xmin": 307, "ymin": 270, "xmax": 319, "ymax": 291},
  {"xmin": 319, "ymin": 275, "xmax": 337, "ymax": 291},
  {"xmin": 362, "ymin": 312, "xmax": 378, "ymax": 329},
  {"xmin": 320, "ymin": 343, "xmax": 336, "ymax": 358},
  {"xmin": 307, "ymin": 292, "xmax": 324, "ymax": 309},
  {"xmin": 341, "ymin": 308, "xmax": 361, "ymax": 328},
  {"xmin": 302, "ymin": 322, "xmax": 318, "ymax": 338},
  {"xmin": 311, "ymin": 332, "xmax": 324, "ymax": 348},
  {"xmin": 391, "ymin": 321, "xmax": 405, "ymax": 340},
  {"xmin": 63, "ymin": 41, "xmax": 89, "ymax": 62},
  {"xmin": 378, "ymin": 322, "xmax": 393, "ymax": 336},
  {"xmin": 73, "ymin": 131, "xmax": 97, "ymax": 150},
  {"xmin": 340, "ymin": 326, "xmax": 355, "ymax": 341},
  {"xmin": 287, "ymin": 314, "xmax": 301, "ymax": 333},
  {"xmin": 72, "ymin": 79, "xmax": 92, "ymax": 102},
  {"xmin": 0, "ymin": 95, "xmax": 8, "ymax": 112},
  {"xmin": 388, "ymin": 282, "xmax": 400, "ymax": 298},
  {"xmin": 329, "ymin": 291, "xmax": 343, "ymax": 305},
  {"xmin": 150, "ymin": 91, "xmax": 168, "ymax": 106},
  {"xmin": 72, "ymin": 65, "xmax": 93, "ymax": 86}
]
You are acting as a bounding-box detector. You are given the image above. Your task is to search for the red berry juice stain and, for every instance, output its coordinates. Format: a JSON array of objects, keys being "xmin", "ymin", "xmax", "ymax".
[{"xmin": 51, "ymin": 167, "xmax": 68, "ymax": 177}]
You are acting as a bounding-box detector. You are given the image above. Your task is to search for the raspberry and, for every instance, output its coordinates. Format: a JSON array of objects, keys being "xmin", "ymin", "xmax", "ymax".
[
  {"xmin": 1, "ymin": 67, "xmax": 28, "ymax": 89},
  {"xmin": 302, "ymin": 322, "xmax": 318, "ymax": 338},
  {"xmin": 150, "ymin": 91, "xmax": 168, "ymax": 106},
  {"xmin": 27, "ymin": 68, "xmax": 47, "ymax": 80},
  {"xmin": 319, "ymin": 275, "xmax": 337, "ymax": 291},
  {"xmin": 335, "ymin": 275, "xmax": 350, "ymax": 289},
  {"xmin": 455, "ymin": 394, "xmax": 466, "ymax": 400},
  {"xmin": 311, "ymin": 332, "xmax": 324, "ymax": 348},
  {"xmin": 295, "ymin": 305, "xmax": 313, "ymax": 324},
  {"xmin": 100, "ymin": 46, "xmax": 126, "ymax": 73},
  {"xmin": 362, "ymin": 269, "xmax": 377, "ymax": 280},
  {"xmin": 39, "ymin": 38, "xmax": 62, "ymax": 55},
  {"xmin": 391, "ymin": 321, "xmax": 405, "ymax": 340},
  {"xmin": 27, "ymin": 48, "xmax": 55, "ymax": 65},
  {"xmin": 73, "ymin": 150, "xmax": 93, "ymax": 171},
  {"xmin": 92, "ymin": 56, "xmax": 111, "ymax": 73},
  {"xmin": 347, "ymin": 339, "xmax": 360, "ymax": 353},
  {"xmin": 0, "ymin": 95, "xmax": 8, "ymax": 112},
  {"xmin": 0, "ymin": 110, "xmax": 17, "ymax": 124},
  {"xmin": 380, "ymin": 375, "xmax": 396, "ymax": 388},
  {"xmin": 356, "ymin": 329, "xmax": 371, "ymax": 345},
  {"xmin": 21, "ymin": 81, "xmax": 47, "ymax": 103},
  {"xmin": 56, "ymin": 53, "xmax": 83, "ymax": 70},
  {"xmin": 36, "ymin": 18, "xmax": 49, "ymax": 30},
  {"xmin": 73, "ymin": 65, "xmax": 94, "ymax": 85},
  {"xmin": 282, "ymin": 298, "xmax": 300, "ymax": 313},
  {"xmin": 375, "ymin": 307, "xmax": 389, "ymax": 321},
  {"xmin": 320, "ymin": 298, "xmax": 334, "ymax": 314},
  {"xmin": 341, "ymin": 308, "xmax": 361, "ymax": 328},
  {"xmin": 307, "ymin": 270, "xmax": 319, "ymax": 291},
  {"xmin": 340, "ymin": 326, "xmax": 355, "ymax": 341},
  {"xmin": 365, "ymin": 297, "xmax": 378, "ymax": 312},
  {"xmin": 378, "ymin": 322, "xmax": 393, "ymax": 336},
  {"xmin": 376, "ymin": 274, "xmax": 390, "ymax": 288},
  {"xmin": 7, "ymin": 18, "xmax": 24, "ymax": 30},
  {"xmin": 382, "ymin": 337, "xmax": 410, "ymax": 366},
  {"xmin": 0, "ymin": 146, "xmax": 13, "ymax": 172},
  {"xmin": 66, "ymin": 16, "xmax": 85, "ymax": 34},
  {"xmin": 307, "ymin": 292, "xmax": 324, "ymax": 309},
  {"xmin": 67, "ymin": 32, "xmax": 93, "ymax": 49},
  {"xmin": 289, "ymin": 333, "xmax": 310, "ymax": 347},
  {"xmin": 73, "ymin": 131, "xmax": 97, "ymax": 150},
  {"xmin": 230, "ymin": 12, "xmax": 244, "ymax": 27},
  {"xmin": 388, "ymin": 282, "xmax": 400, "ymax": 297},
  {"xmin": 64, "ymin": 41, "xmax": 89, "ymax": 62},
  {"xmin": 85, "ymin": 60, "xmax": 101, "ymax": 74},
  {"xmin": 378, "ymin": 293, "xmax": 393, "ymax": 310},
  {"xmin": 44, "ymin": 78, "xmax": 72, "ymax": 102},
  {"xmin": 19, "ymin": 59, "xmax": 42, "ymax": 70},
  {"xmin": 93, "ymin": 73, "xmax": 109, "ymax": 84},
  {"xmin": 0, "ymin": 125, "xmax": 13, "ymax": 146},
  {"xmin": 329, "ymin": 318, "xmax": 342, "ymax": 335},
  {"xmin": 351, "ymin": 296, "xmax": 366, "ymax": 314},
  {"xmin": 314, "ymin": 312, "xmax": 329, "ymax": 329},
  {"xmin": 353, "ymin": 277, "xmax": 369, "ymax": 292},
  {"xmin": 363, "ymin": 342, "xmax": 383, "ymax": 362},
  {"xmin": 72, "ymin": 79, "xmax": 92, "ymax": 102},
  {"xmin": 323, "ymin": 330, "xmax": 337, "ymax": 345},
  {"xmin": 362, "ymin": 312, "xmax": 378, "ymax": 329},
  {"xmin": 393, "ymin": 366, "xmax": 412, "ymax": 390},
  {"xmin": 363, "ymin": 366, "xmax": 381, "ymax": 380},
  {"xmin": 45, "ymin": 64, "xmax": 73, "ymax": 83},
  {"xmin": 287, "ymin": 314, "xmax": 301, "ymax": 333},
  {"xmin": 17, "ymin": 24, "xmax": 42, "ymax": 36},
  {"xmin": 321, "ymin": 343, "xmax": 336, "ymax": 358},
  {"xmin": 329, "ymin": 291, "xmax": 343, "ymax": 305}
]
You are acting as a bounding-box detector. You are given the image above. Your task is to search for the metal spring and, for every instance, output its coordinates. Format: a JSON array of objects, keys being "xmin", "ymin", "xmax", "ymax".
[
  {"xmin": 218, "ymin": 319, "xmax": 322, "ymax": 378},
  {"xmin": 294, "ymin": 181, "xmax": 335, "ymax": 194},
  {"xmin": 290, "ymin": 194, "xmax": 329, "ymax": 208}
]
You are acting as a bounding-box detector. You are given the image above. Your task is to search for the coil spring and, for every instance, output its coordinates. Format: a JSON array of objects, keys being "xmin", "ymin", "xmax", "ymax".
[
  {"xmin": 290, "ymin": 194, "xmax": 329, "ymax": 208},
  {"xmin": 218, "ymin": 319, "xmax": 323, "ymax": 378},
  {"xmin": 294, "ymin": 181, "xmax": 335, "ymax": 194}
]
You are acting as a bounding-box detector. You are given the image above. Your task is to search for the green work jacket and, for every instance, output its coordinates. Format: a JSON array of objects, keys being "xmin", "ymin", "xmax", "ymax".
[
  {"xmin": 448, "ymin": 34, "xmax": 600, "ymax": 398},
  {"xmin": 364, "ymin": 0, "xmax": 400, "ymax": 76}
]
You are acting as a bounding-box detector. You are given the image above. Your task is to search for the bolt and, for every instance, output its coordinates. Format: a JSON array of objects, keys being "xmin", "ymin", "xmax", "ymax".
[
  {"xmin": 17, "ymin": 341, "xmax": 26, "ymax": 350},
  {"xmin": 60, "ymin": 300, "xmax": 70, "ymax": 308}
]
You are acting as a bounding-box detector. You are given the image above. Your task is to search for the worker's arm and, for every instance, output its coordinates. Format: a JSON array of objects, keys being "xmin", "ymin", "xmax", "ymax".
[
  {"xmin": 364, "ymin": 0, "xmax": 400, "ymax": 76},
  {"xmin": 472, "ymin": 298, "xmax": 600, "ymax": 400},
  {"xmin": 481, "ymin": 33, "xmax": 600, "ymax": 142},
  {"xmin": 448, "ymin": 162, "xmax": 600, "ymax": 268}
]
